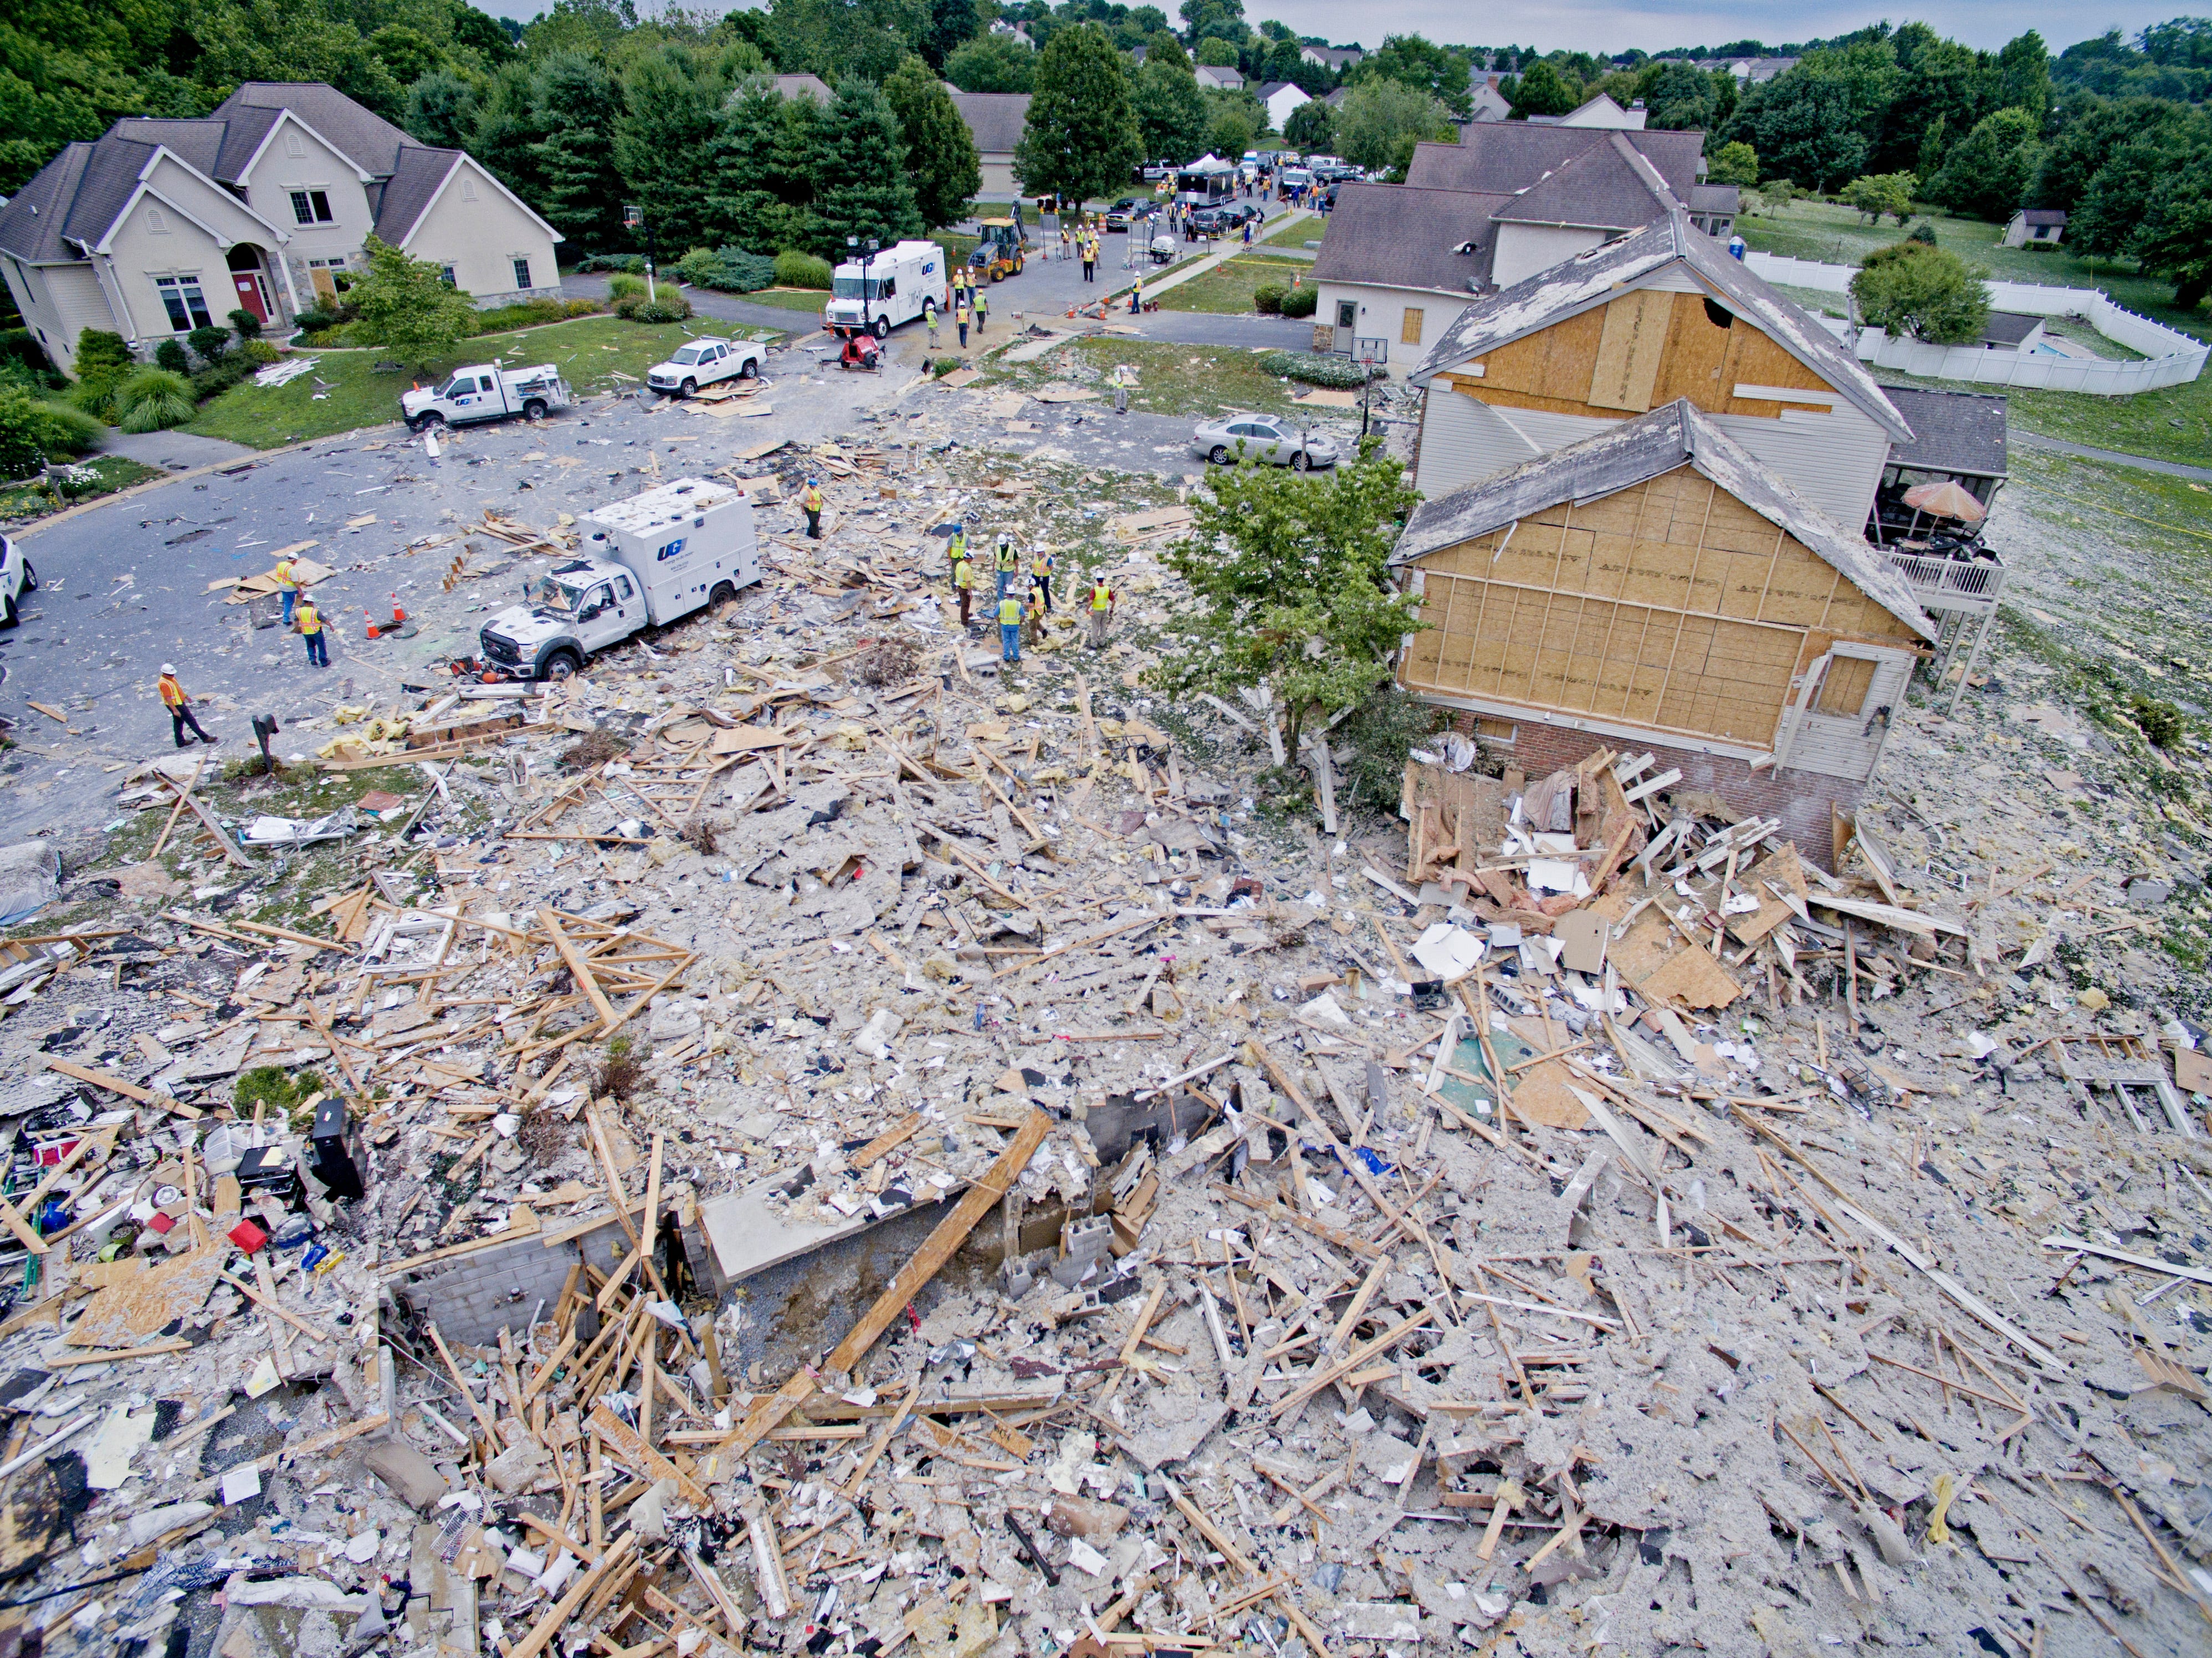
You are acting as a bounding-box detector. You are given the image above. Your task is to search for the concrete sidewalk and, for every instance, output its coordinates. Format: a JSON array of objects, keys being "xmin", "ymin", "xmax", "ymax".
[
  {"xmin": 96, "ymin": 428, "xmax": 257, "ymax": 470},
  {"xmin": 2011, "ymin": 429, "xmax": 2212, "ymax": 484}
]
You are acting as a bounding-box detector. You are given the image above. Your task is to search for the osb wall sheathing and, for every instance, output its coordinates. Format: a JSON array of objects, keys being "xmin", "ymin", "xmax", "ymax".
[
  {"xmin": 1439, "ymin": 288, "xmax": 1837, "ymax": 422},
  {"xmin": 1399, "ymin": 465, "xmax": 1921, "ymax": 748}
]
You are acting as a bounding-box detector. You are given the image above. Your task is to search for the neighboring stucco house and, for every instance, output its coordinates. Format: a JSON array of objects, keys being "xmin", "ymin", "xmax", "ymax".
[
  {"xmin": 1195, "ymin": 65, "xmax": 1246, "ymax": 92},
  {"xmin": 945, "ymin": 89, "xmax": 1031, "ymax": 203},
  {"xmin": 0, "ymin": 81, "xmax": 561, "ymax": 374},
  {"xmin": 1257, "ymin": 81, "xmax": 1310, "ymax": 131},
  {"xmin": 2000, "ymin": 208, "xmax": 2066, "ymax": 248},
  {"xmin": 1300, "ymin": 46, "xmax": 1365, "ymax": 73},
  {"xmin": 1466, "ymin": 73, "xmax": 1512, "ymax": 123}
]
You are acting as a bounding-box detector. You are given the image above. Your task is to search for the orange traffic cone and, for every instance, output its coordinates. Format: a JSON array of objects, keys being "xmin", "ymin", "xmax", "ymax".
[
  {"xmin": 363, "ymin": 608, "xmax": 379, "ymax": 640},
  {"xmin": 391, "ymin": 596, "xmax": 407, "ymax": 625}
]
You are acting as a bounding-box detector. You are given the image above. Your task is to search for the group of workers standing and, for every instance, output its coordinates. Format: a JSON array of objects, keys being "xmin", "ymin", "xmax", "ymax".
[
  {"xmin": 919, "ymin": 269, "xmax": 992, "ymax": 352},
  {"xmin": 942, "ymin": 523, "xmax": 1114, "ymax": 666},
  {"xmin": 155, "ymin": 552, "xmax": 330, "ymax": 750}
]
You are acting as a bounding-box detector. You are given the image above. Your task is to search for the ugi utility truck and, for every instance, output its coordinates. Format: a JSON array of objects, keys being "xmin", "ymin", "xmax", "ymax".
[
  {"xmin": 477, "ymin": 478, "xmax": 759, "ymax": 679},
  {"xmin": 823, "ymin": 240, "xmax": 947, "ymax": 337},
  {"xmin": 401, "ymin": 362, "xmax": 571, "ymax": 431}
]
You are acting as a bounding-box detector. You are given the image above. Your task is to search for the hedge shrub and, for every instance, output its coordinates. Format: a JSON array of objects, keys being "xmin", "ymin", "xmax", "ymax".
[
  {"xmin": 775, "ymin": 249, "xmax": 834, "ymax": 289},
  {"xmin": 186, "ymin": 324, "xmax": 232, "ymax": 362},
  {"xmin": 1279, "ymin": 284, "xmax": 1317, "ymax": 318},
  {"xmin": 473, "ymin": 296, "xmax": 598, "ymax": 332},
  {"xmin": 187, "ymin": 356, "xmax": 256, "ymax": 401},
  {"xmin": 606, "ymin": 273, "xmax": 648, "ymax": 301},
  {"xmin": 675, "ymin": 245, "xmax": 781, "ymax": 293},
  {"xmin": 1252, "ymin": 284, "xmax": 1286, "ymax": 315},
  {"xmin": 68, "ymin": 330, "xmax": 136, "ymax": 422},
  {"xmin": 577, "ymin": 252, "xmax": 648, "ymax": 274},
  {"xmin": 615, "ymin": 292, "xmax": 694, "ymax": 323},
  {"xmin": 1257, "ymin": 350, "xmax": 1374, "ymax": 389},
  {"xmin": 0, "ymin": 388, "xmax": 103, "ymax": 477},
  {"xmin": 153, "ymin": 340, "xmax": 192, "ymax": 376}
]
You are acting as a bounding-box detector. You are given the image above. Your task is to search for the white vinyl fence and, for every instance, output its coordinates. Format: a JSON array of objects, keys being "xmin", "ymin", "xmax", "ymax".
[{"xmin": 1740, "ymin": 251, "xmax": 2209, "ymax": 395}]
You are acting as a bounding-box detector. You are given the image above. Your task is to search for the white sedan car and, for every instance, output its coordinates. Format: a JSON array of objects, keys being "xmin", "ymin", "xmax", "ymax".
[
  {"xmin": 1191, "ymin": 413, "xmax": 1340, "ymax": 470},
  {"xmin": 646, "ymin": 337, "xmax": 763, "ymax": 397}
]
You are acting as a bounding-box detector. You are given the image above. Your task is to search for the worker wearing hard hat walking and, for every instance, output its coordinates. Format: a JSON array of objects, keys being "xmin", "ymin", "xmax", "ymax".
[
  {"xmin": 992, "ymin": 531, "xmax": 1018, "ymax": 601},
  {"xmin": 1030, "ymin": 544, "xmax": 1054, "ymax": 612},
  {"xmin": 801, "ymin": 478, "xmax": 825, "ymax": 540},
  {"xmin": 946, "ymin": 523, "xmax": 968, "ymax": 588},
  {"xmin": 157, "ymin": 666, "xmax": 218, "ymax": 748},
  {"xmin": 274, "ymin": 554, "xmax": 299, "ymax": 628},
  {"xmin": 997, "ymin": 591, "xmax": 1023, "ymax": 664},
  {"xmin": 952, "ymin": 547, "xmax": 974, "ymax": 627},
  {"xmin": 296, "ymin": 596, "xmax": 329, "ymax": 667}
]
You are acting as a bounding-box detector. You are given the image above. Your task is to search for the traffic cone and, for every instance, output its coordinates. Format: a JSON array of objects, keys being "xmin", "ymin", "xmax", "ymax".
[
  {"xmin": 391, "ymin": 596, "xmax": 407, "ymax": 625},
  {"xmin": 362, "ymin": 608, "xmax": 379, "ymax": 640}
]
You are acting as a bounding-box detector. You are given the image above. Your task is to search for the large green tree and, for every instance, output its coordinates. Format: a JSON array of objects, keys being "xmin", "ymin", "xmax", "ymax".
[
  {"xmin": 1850, "ymin": 240, "xmax": 1989, "ymax": 343},
  {"xmin": 1133, "ymin": 58, "xmax": 1208, "ymax": 163},
  {"xmin": 2071, "ymin": 104, "xmax": 2212, "ymax": 255},
  {"xmin": 944, "ymin": 32, "xmax": 1036, "ymax": 92},
  {"xmin": 1335, "ymin": 77, "xmax": 1453, "ymax": 177},
  {"xmin": 764, "ymin": 0, "xmax": 926, "ymax": 83},
  {"xmin": 811, "ymin": 79, "xmax": 923, "ymax": 260},
  {"xmin": 404, "ymin": 68, "xmax": 479, "ymax": 150},
  {"xmin": 1640, "ymin": 62, "xmax": 1717, "ymax": 130},
  {"xmin": 1724, "ymin": 38, "xmax": 1899, "ymax": 191},
  {"xmin": 528, "ymin": 51, "xmax": 627, "ymax": 251},
  {"xmin": 1283, "ymin": 99, "xmax": 1334, "ymax": 152},
  {"xmin": 1359, "ymin": 34, "xmax": 1472, "ymax": 120},
  {"xmin": 920, "ymin": 0, "xmax": 982, "ymax": 70},
  {"xmin": 1503, "ymin": 60, "xmax": 1577, "ymax": 117},
  {"xmin": 884, "ymin": 55, "xmax": 981, "ymax": 228},
  {"xmin": 613, "ymin": 44, "xmax": 734, "ymax": 253},
  {"xmin": 1925, "ymin": 106, "xmax": 2044, "ymax": 221},
  {"xmin": 348, "ymin": 234, "xmax": 480, "ymax": 365},
  {"xmin": 1012, "ymin": 23, "xmax": 1141, "ymax": 207},
  {"xmin": 1150, "ymin": 440, "xmax": 1426, "ymax": 760},
  {"xmin": 2130, "ymin": 141, "xmax": 2212, "ymax": 308},
  {"xmin": 1996, "ymin": 30, "xmax": 2053, "ymax": 127},
  {"xmin": 710, "ymin": 78, "xmax": 823, "ymax": 252}
]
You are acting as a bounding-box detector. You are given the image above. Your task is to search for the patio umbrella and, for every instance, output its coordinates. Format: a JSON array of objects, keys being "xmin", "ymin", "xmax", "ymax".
[{"xmin": 1902, "ymin": 479, "xmax": 1986, "ymax": 523}]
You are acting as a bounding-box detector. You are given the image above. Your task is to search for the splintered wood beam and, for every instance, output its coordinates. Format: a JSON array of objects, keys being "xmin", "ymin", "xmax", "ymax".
[
  {"xmin": 718, "ymin": 1108, "xmax": 1054, "ymax": 1457},
  {"xmin": 539, "ymin": 908, "xmax": 619, "ymax": 1030}
]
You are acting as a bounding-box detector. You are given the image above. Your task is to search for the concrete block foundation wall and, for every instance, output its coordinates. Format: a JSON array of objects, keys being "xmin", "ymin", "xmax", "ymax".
[
  {"xmin": 1452, "ymin": 712, "xmax": 1862, "ymax": 870},
  {"xmin": 395, "ymin": 1207, "xmax": 714, "ymax": 1346}
]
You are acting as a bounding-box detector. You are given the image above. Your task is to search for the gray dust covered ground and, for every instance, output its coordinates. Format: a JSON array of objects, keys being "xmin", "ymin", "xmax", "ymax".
[{"xmin": 0, "ymin": 339, "xmax": 2205, "ymax": 1658}]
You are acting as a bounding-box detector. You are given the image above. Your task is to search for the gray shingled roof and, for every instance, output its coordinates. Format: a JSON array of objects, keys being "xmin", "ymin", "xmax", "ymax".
[
  {"xmin": 0, "ymin": 141, "xmax": 104, "ymax": 263},
  {"xmin": 1687, "ymin": 182, "xmax": 1739, "ymax": 216},
  {"xmin": 1490, "ymin": 131, "xmax": 1675, "ymax": 231},
  {"xmin": 771, "ymin": 74, "xmax": 834, "ymax": 106},
  {"xmin": 945, "ymin": 90, "xmax": 1030, "ymax": 156},
  {"xmin": 372, "ymin": 147, "xmax": 460, "ymax": 245},
  {"xmin": 1880, "ymin": 386, "xmax": 2008, "ymax": 478},
  {"xmin": 1391, "ymin": 398, "xmax": 1937, "ymax": 641},
  {"xmin": 211, "ymin": 83, "xmax": 414, "ymax": 176},
  {"xmin": 1979, "ymin": 311, "xmax": 2041, "ymax": 347},
  {"xmin": 1309, "ymin": 183, "xmax": 1508, "ymax": 294},
  {"xmin": 1405, "ymin": 125, "xmax": 1705, "ymax": 202},
  {"xmin": 2018, "ymin": 208, "xmax": 2067, "ymax": 226},
  {"xmin": 1407, "ymin": 210, "xmax": 1913, "ymax": 443}
]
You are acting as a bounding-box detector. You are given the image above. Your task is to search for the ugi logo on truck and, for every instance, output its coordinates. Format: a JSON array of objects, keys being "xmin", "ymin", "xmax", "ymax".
[{"xmin": 656, "ymin": 538, "xmax": 687, "ymax": 562}]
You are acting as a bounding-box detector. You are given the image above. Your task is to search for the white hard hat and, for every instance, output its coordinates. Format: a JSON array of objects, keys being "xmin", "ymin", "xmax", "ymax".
[{"xmin": 161, "ymin": 664, "xmax": 176, "ymax": 676}]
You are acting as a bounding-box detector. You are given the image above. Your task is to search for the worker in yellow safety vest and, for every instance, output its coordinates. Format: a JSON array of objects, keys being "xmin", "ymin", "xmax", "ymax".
[
  {"xmin": 997, "ymin": 592, "xmax": 1023, "ymax": 664},
  {"xmin": 946, "ymin": 524, "xmax": 968, "ymax": 585},
  {"xmin": 158, "ymin": 664, "xmax": 217, "ymax": 748},
  {"xmin": 1087, "ymin": 575, "xmax": 1115, "ymax": 649},
  {"xmin": 801, "ymin": 479, "xmax": 825, "ymax": 539},
  {"xmin": 952, "ymin": 551, "xmax": 974, "ymax": 627},
  {"xmin": 296, "ymin": 597, "xmax": 328, "ymax": 667},
  {"xmin": 993, "ymin": 531, "xmax": 1018, "ymax": 601},
  {"xmin": 1029, "ymin": 545, "xmax": 1054, "ymax": 612},
  {"xmin": 274, "ymin": 555, "xmax": 299, "ymax": 628}
]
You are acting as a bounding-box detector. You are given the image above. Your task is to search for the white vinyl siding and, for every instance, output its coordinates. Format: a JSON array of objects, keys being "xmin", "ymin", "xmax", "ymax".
[
  {"xmin": 1490, "ymin": 223, "xmax": 1612, "ymax": 288},
  {"xmin": 1775, "ymin": 648, "xmax": 1913, "ymax": 780},
  {"xmin": 1413, "ymin": 389, "xmax": 1539, "ymax": 496}
]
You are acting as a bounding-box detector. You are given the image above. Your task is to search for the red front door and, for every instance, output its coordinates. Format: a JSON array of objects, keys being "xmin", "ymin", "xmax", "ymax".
[{"xmin": 233, "ymin": 272, "xmax": 268, "ymax": 323}]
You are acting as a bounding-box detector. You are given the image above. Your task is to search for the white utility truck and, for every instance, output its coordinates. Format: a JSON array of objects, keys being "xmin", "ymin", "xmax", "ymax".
[
  {"xmin": 477, "ymin": 478, "xmax": 760, "ymax": 679},
  {"xmin": 823, "ymin": 239, "xmax": 947, "ymax": 337},
  {"xmin": 401, "ymin": 362, "xmax": 571, "ymax": 431},
  {"xmin": 646, "ymin": 336, "xmax": 765, "ymax": 397}
]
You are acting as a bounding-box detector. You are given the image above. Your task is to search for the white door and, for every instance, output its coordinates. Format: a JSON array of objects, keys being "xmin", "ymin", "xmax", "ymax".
[{"xmin": 1774, "ymin": 646, "xmax": 1912, "ymax": 781}]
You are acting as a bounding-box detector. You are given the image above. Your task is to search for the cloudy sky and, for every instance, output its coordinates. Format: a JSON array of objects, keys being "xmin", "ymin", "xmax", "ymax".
[{"xmin": 468, "ymin": 1, "xmax": 2165, "ymax": 57}]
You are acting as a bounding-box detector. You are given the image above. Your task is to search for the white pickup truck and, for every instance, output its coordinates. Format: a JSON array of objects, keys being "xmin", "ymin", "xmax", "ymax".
[
  {"xmin": 478, "ymin": 478, "xmax": 761, "ymax": 679},
  {"xmin": 646, "ymin": 336, "xmax": 764, "ymax": 397},
  {"xmin": 401, "ymin": 362, "xmax": 572, "ymax": 431}
]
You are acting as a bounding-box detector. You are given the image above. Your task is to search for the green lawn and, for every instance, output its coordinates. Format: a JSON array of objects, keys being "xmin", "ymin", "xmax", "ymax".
[
  {"xmin": 734, "ymin": 286, "xmax": 833, "ymax": 315},
  {"xmin": 1261, "ymin": 212, "xmax": 1323, "ymax": 250},
  {"xmin": 1735, "ymin": 198, "xmax": 2210, "ymax": 341},
  {"xmin": 971, "ymin": 337, "xmax": 1326, "ymax": 421},
  {"xmin": 0, "ymin": 455, "xmax": 162, "ymax": 524},
  {"xmin": 1154, "ymin": 254, "xmax": 1316, "ymax": 315},
  {"xmin": 182, "ymin": 315, "xmax": 708, "ymax": 448}
]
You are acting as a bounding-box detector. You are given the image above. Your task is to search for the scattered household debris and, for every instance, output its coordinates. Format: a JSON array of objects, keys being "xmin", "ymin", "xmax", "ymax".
[{"xmin": 0, "ymin": 439, "xmax": 2206, "ymax": 1658}]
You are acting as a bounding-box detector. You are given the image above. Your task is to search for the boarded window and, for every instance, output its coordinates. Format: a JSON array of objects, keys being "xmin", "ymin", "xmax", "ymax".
[
  {"xmin": 1586, "ymin": 289, "xmax": 1671, "ymax": 412},
  {"xmin": 1401, "ymin": 307, "xmax": 1425, "ymax": 345}
]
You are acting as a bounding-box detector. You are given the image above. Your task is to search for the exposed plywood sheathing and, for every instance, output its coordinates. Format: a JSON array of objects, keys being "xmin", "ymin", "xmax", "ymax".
[
  {"xmin": 1586, "ymin": 289, "xmax": 1673, "ymax": 412},
  {"xmin": 1448, "ymin": 289, "xmax": 1839, "ymax": 425},
  {"xmin": 1400, "ymin": 464, "xmax": 1919, "ymax": 749}
]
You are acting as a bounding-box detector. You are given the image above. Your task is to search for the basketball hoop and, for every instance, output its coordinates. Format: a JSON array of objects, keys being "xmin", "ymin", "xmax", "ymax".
[{"xmin": 622, "ymin": 204, "xmax": 643, "ymax": 231}]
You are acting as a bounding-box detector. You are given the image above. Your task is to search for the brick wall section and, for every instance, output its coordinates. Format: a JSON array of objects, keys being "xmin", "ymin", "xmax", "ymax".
[{"xmin": 1452, "ymin": 712, "xmax": 1862, "ymax": 870}]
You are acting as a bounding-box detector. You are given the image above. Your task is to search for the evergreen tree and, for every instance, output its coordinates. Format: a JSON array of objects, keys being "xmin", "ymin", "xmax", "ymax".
[
  {"xmin": 1283, "ymin": 99, "xmax": 1333, "ymax": 152},
  {"xmin": 1013, "ymin": 23, "xmax": 1142, "ymax": 207},
  {"xmin": 1996, "ymin": 30, "xmax": 2052, "ymax": 129},
  {"xmin": 614, "ymin": 44, "xmax": 731, "ymax": 253},
  {"xmin": 811, "ymin": 80, "xmax": 923, "ymax": 260},
  {"xmin": 467, "ymin": 60, "xmax": 546, "ymax": 204},
  {"xmin": 528, "ymin": 52, "xmax": 627, "ymax": 252},
  {"xmin": 921, "ymin": 0, "xmax": 982, "ymax": 70},
  {"xmin": 404, "ymin": 68, "xmax": 479, "ymax": 150},
  {"xmin": 2131, "ymin": 143, "xmax": 2212, "ymax": 308},
  {"xmin": 1504, "ymin": 61, "xmax": 1577, "ymax": 117},
  {"xmin": 708, "ymin": 79, "xmax": 793, "ymax": 248},
  {"xmin": 766, "ymin": 0, "xmax": 928, "ymax": 84},
  {"xmin": 884, "ymin": 55, "xmax": 981, "ymax": 228},
  {"xmin": 1133, "ymin": 58, "xmax": 1208, "ymax": 163}
]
